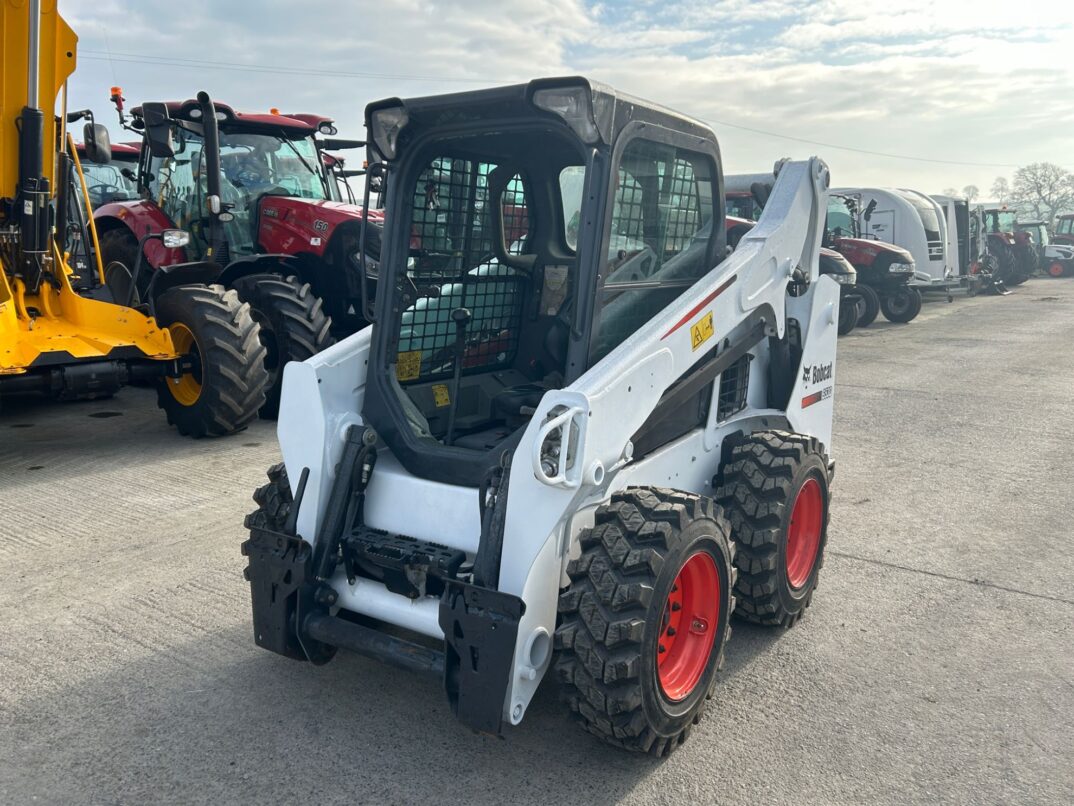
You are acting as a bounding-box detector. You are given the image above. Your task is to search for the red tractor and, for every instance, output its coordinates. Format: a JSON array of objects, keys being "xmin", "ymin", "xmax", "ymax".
[
  {"xmin": 822, "ymin": 193, "xmax": 921, "ymax": 324},
  {"xmin": 94, "ymin": 89, "xmax": 381, "ymax": 415},
  {"xmin": 981, "ymin": 207, "xmax": 1034, "ymax": 285}
]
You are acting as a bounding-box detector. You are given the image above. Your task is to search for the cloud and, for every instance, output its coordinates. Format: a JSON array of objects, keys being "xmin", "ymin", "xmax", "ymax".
[{"xmin": 60, "ymin": 0, "xmax": 1074, "ymax": 192}]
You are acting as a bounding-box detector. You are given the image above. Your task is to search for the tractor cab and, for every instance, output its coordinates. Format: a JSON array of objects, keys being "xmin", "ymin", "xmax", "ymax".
[
  {"xmin": 824, "ymin": 193, "xmax": 914, "ymax": 275},
  {"xmin": 76, "ymin": 141, "xmax": 139, "ymax": 207},
  {"xmin": 360, "ymin": 77, "xmax": 726, "ymax": 485},
  {"xmin": 984, "ymin": 208, "xmax": 1019, "ymax": 240},
  {"xmin": 1013, "ymin": 221, "xmax": 1048, "ymax": 249},
  {"xmin": 125, "ymin": 100, "xmax": 344, "ymax": 260},
  {"xmin": 825, "ymin": 192, "xmax": 863, "ymax": 241},
  {"xmin": 725, "ymin": 190, "xmax": 761, "ymax": 221},
  {"xmin": 1055, "ymin": 213, "xmax": 1074, "ymax": 246}
]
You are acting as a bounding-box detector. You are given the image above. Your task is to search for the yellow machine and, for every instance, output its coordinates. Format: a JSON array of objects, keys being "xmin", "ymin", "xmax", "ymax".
[{"xmin": 0, "ymin": 0, "xmax": 268, "ymax": 435}]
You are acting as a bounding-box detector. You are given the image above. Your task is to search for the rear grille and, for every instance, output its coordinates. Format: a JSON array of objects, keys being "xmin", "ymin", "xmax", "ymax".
[{"xmin": 717, "ymin": 354, "xmax": 752, "ymax": 421}]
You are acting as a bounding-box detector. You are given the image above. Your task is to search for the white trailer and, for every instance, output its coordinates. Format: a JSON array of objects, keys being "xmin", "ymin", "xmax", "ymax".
[{"xmin": 834, "ymin": 187, "xmax": 956, "ymax": 290}]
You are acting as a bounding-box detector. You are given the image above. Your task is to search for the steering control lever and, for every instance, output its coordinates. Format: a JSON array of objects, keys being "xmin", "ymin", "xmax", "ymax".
[{"xmin": 444, "ymin": 307, "xmax": 472, "ymax": 446}]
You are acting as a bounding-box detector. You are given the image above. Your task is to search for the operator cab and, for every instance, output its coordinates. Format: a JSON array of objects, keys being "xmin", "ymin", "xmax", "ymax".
[
  {"xmin": 825, "ymin": 193, "xmax": 854, "ymax": 241},
  {"xmin": 77, "ymin": 142, "xmax": 139, "ymax": 207},
  {"xmin": 363, "ymin": 78, "xmax": 726, "ymax": 486},
  {"xmin": 132, "ymin": 100, "xmax": 340, "ymax": 259}
]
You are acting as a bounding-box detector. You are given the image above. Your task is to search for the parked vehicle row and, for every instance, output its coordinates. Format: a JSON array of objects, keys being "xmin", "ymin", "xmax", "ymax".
[{"xmin": 725, "ymin": 166, "xmax": 1073, "ymax": 334}]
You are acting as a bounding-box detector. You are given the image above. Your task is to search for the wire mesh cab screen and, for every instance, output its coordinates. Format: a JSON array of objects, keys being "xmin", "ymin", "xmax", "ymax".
[
  {"xmin": 395, "ymin": 157, "xmax": 530, "ymax": 385},
  {"xmin": 591, "ymin": 139, "xmax": 715, "ymax": 365}
]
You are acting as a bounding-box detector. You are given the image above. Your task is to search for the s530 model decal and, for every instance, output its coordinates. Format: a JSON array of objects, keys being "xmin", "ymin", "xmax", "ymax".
[{"xmin": 802, "ymin": 386, "xmax": 832, "ymax": 408}]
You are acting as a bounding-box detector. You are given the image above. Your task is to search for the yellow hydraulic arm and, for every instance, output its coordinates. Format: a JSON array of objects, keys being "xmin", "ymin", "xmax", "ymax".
[{"xmin": 0, "ymin": 0, "xmax": 77, "ymax": 199}]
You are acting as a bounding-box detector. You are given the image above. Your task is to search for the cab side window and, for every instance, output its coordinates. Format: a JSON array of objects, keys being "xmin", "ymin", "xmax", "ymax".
[{"xmin": 590, "ymin": 138, "xmax": 715, "ymax": 365}]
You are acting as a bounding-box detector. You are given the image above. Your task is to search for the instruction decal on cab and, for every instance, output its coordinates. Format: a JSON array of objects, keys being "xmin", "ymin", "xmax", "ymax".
[{"xmin": 396, "ymin": 350, "xmax": 422, "ymax": 382}]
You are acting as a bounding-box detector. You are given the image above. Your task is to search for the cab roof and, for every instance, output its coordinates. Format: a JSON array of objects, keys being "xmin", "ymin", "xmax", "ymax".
[
  {"xmin": 366, "ymin": 76, "xmax": 717, "ymax": 151},
  {"xmin": 131, "ymin": 100, "xmax": 333, "ymax": 134}
]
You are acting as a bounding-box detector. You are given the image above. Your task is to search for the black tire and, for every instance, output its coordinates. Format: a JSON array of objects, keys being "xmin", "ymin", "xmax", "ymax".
[
  {"xmin": 880, "ymin": 286, "xmax": 922, "ymax": 323},
  {"xmin": 555, "ymin": 488, "xmax": 735, "ymax": 756},
  {"xmin": 991, "ymin": 242, "xmax": 1017, "ymax": 285},
  {"xmin": 154, "ymin": 285, "xmax": 269, "ymax": 437},
  {"xmin": 231, "ymin": 273, "xmax": 334, "ymax": 419},
  {"xmin": 837, "ymin": 295, "xmax": 858, "ymax": 335},
  {"xmin": 716, "ymin": 431, "xmax": 831, "ymax": 628},
  {"xmin": 246, "ymin": 462, "xmax": 292, "ymax": 533},
  {"xmin": 856, "ymin": 284, "xmax": 880, "ymax": 327},
  {"xmin": 1009, "ymin": 246, "xmax": 1035, "ymax": 285},
  {"xmin": 98, "ymin": 228, "xmax": 146, "ymax": 301}
]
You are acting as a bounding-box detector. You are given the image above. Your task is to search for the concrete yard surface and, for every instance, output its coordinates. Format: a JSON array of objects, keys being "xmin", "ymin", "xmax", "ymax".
[{"xmin": 1, "ymin": 281, "xmax": 1072, "ymax": 805}]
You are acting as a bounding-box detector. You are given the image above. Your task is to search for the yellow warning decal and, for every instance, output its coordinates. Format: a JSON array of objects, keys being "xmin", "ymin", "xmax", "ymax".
[
  {"xmin": 396, "ymin": 350, "xmax": 422, "ymax": 382},
  {"xmin": 690, "ymin": 312, "xmax": 714, "ymax": 351},
  {"xmin": 432, "ymin": 384, "xmax": 451, "ymax": 407}
]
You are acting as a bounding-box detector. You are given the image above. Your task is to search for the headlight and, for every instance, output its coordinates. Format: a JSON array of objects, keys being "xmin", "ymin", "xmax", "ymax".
[
  {"xmin": 889, "ymin": 262, "xmax": 915, "ymax": 273},
  {"xmin": 833, "ymin": 273, "xmax": 856, "ymax": 285},
  {"xmin": 370, "ymin": 105, "xmax": 408, "ymax": 160}
]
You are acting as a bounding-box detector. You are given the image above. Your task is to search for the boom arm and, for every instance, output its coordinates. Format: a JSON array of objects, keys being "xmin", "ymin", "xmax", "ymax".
[{"xmin": 0, "ymin": 1, "xmax": 77, "ymax": 203}]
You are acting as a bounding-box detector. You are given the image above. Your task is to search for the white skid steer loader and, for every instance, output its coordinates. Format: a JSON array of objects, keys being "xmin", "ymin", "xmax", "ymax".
[{"xmin": 242, "ymin": 77, "xmax": 838, "ymax": 756}]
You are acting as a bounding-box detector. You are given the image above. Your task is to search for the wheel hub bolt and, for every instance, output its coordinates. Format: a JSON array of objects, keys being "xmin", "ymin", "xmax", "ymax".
[{"xmin": 689, "ymin": 617, "xmax": 708, "ymax": 634}]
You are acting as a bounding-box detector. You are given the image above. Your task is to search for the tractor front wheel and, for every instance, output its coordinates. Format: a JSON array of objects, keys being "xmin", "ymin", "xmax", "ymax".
[
  {"xmin": 716, "ymin": 431, "xmax": 831, "ymax": 628},
  {"xmin": 98, "ymin": 229, "xmax": 146, "ymax": 303},
  {"xmin": 1047, "ymin": 261, "xmax": 1067, "ymax": 278},
  {"xmin": 154, "ymin": 285, "xmax": 268, "ymax": 437},
  {"xmin": 880, "ymin": 286, "xmax": 922, "ymax": 323},
  {"xmin": 231, "ymin": 274, "xmax": 334, "ymax": 419},
  {"xmin": 837, "ymin": 294, "xmax": 859, "ymax": 336},
  {"xmin": 555, "ymin": 488, "xmax": 734, "ymax": 756},
  {"xmin": 855, "ymin": 283, "xmax": 881, "ymax": 327}
]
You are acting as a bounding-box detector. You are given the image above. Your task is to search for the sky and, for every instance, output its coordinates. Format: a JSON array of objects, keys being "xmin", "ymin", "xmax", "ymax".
[{"xmin": 62, "ymin": 0, "xmax": 1074, "ymax": 195}]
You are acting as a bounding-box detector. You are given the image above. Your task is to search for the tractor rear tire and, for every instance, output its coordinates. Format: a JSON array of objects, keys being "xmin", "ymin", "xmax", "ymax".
[
  {"xmin": 856, "ymin": 284, "xmax": 881, "ymax": 327},
  {"xmin": 555, "ymin": 488, "xmax": 735, "ymax": 756},
  {"xmin": 154, "ymin": 285, "xmax": 269, "ymax": 437},
  {"xmin": 716, "ymin": 431, "xmax": 831, "ymax": 628},
  {"xmin": 992, "ymin": 243, "xmax": 1017, "ymax": 285},
  {"xmin": 880, "ymin": 286, "xmax": 922, "ymax": 323},
  {"xmin": 231, "ymin": 274, "xmax": 334, "ymax": 419}
]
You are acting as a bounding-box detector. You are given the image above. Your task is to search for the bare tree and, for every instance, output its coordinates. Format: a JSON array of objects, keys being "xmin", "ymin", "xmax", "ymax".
[
  {"xmin": 1011, "ymin": 162, "xmax": 1074, "ymax": 224},
  {"xmin": 991, "ymin": 176, "xmax": 1011, "ymax": 204},
  {"xmin": 962, "ymin": 184, "xmax": 979, "ymax": 202}
]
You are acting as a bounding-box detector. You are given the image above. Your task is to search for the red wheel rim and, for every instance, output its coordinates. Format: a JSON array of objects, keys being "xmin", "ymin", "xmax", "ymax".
[
  {"xmin": 1049, "ymin": 262, "xmax": 1064, "ymax": 277},
  {"xmin": 657, "ymin": 550, "xmax": 720, "ymax": 702},
  {"xmin": 785, "ymin": 477, "xmax": 824, "ymax": 590}
]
